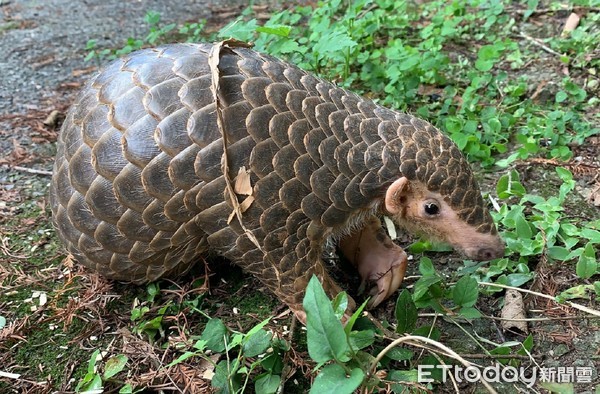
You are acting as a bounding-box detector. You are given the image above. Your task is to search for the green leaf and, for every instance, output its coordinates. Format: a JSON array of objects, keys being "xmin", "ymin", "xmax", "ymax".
[
  {"xmin": 413, "ymin": 275, "xmax": 442, "ymax": 301},
  {"xmin": 388, "ymin": 369, "xmax": 420, "ymax": 383},
  {"xmin": 212, "ymin": 360, "xmax": 241, "ymax": 394},
  {"xmin": 581, "ymin": 228, "xmax": 600, "ymax": 243},
  {"xmin": 539, "ymin": 382, "xmax": 575, "ymax": 394},
  {"xmin": 256, "ymin": 25, "xmax": 292, "ymax": 37},
  {"xmin": 419, "ymin": 257, "xmax": 436, "ymax": 276},
  {"xmin": 168, "ymin": 351, "xmax": 199, "ymax": 367},
  {"xmin": 260, "ymin": 353, "xmax": 284, "ymax": 375},
  {"xmin": 103, "ymin": 354, "xmax": 128, "ymax": 379},
  {"xmin": 548, "ymin": 246, "xmax": 571, "ymax": 261},
  {"xmin": 255, "ymin": 374, "xmax": 281, "ymax": 394},
  {"xmin": 243, "ymin": 329, "xmax": 273, "ymax": 357},
  {"xmin": 504, "ymin": 273, "xmax": 534, "ymax": 287},
  {"xmin": 452, "ymin": 276, "xmax": 479, "ymax": 308},
  {"xmin": 555, "ymin": 91, "xmax": 568, "ymax": 103},
  {"xmin": 459, "ymin": 307, "xmax": 482, "ymax": 319},
  {"xmin": 520, "ymin": 334, "xmax": 534, "ymax": 353},
  {"xmin": 395, "ymin": 289, "xmax": 418, "ymax": 334},
  {"xmin": 303, "ymin": 276, "xmax": 351, "ymax": 363},
  {"xmin": 0, "ymin": 316, "xmax": 5, "ymax": 330},
  {"xmin": 84, "ymin": 374, "xmax": 103, "ymax": 391},
  {"xmin": 309, "ymin": 364, "xmax": 364, "ymax": 394},
  {"xmin": 119, "ymin": 383, "xmax": 133, "ymax": 394},
  {"xmin": 344, "ymin": 298, "xmax": 368, "ymax": 335},
  {"xmin": 515, "ymin": 214, "xmax": 533, "ymax": 239},
  {"xmin": 348, "ymin": 330, "xmax": 375, "ymax": 350},
  {"xmin": 576, "ymin": 243, "xmax": 598, "ymax": 279},
  {"xmin": 384, "ymin": 347, "xmax": 413, "ymax": 361},
  {"xmin": 201, "ymin": 319, "xmax": 229, "ymax": 353},
  {"xmin": 331, "ymin": 292, "xmax": 349, "ymax": 320}
]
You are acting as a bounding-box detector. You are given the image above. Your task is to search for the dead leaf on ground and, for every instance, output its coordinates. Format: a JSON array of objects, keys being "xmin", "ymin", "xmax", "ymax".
[
  {"xmin": 562, "ymin": 13, "xmax": 581, "ymax": 36},
  {"xmin": 500, "ymin": 289, "xmax": 529, "ymax": 334}
]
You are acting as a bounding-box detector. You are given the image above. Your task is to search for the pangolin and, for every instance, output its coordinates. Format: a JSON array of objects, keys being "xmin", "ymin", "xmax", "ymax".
[{"xmin": 49, "ymin": 42, "xmax": 505, "ymax": 320}]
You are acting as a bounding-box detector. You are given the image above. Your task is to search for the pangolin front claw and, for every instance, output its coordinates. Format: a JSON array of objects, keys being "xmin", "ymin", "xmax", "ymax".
[{"xmin": 339, "ymin": 216, "xmax": 409, "ymax": 308}]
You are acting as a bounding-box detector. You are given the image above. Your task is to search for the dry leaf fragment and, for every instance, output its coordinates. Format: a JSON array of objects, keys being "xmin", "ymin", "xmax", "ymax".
[
  {"xmin": 43, "ymin": 110, "xmax": 61, "ymax": 127},
  {"xmin": 234, "ymin": 166, "xmax": 253, "ymax": 195},
  {"xmin": 500, "ymin": 289, "xmax": 529, "ymax": 334},
  {"xmin": 562, "ymin": 13, "xmax": 580, "ymax": 36}
]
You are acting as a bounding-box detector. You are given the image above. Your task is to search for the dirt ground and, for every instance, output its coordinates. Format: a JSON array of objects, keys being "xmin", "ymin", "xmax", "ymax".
[{"xmin": 0, "ymin": 1, "xmax": 599, "ymax": 393}]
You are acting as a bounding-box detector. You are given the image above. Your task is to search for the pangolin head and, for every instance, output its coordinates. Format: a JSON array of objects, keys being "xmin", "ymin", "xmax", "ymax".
[{"xmin": 378, "ymin": 113, "xmax": 504, "ymax": 261}]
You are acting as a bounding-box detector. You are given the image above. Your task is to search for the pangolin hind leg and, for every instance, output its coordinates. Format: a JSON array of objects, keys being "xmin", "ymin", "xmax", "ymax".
[{"xmin": 339, "ymin": 216, "xmax": 408, "ymax": 308}]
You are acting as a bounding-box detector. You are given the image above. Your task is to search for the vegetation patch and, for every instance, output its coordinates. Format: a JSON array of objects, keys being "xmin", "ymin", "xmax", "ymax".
[{"xmin": 1, "ymin": 0, "xmax": 598, "ymax": 393}]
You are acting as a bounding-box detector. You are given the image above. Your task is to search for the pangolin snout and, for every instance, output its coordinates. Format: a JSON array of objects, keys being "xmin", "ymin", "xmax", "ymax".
[
  {"xmin": 462, "ymin": 237, "xmax": 505, "ymax": 261},
  {"xmin": 475, "ymin": 246, "xmax": 505, "ymax": 261}
]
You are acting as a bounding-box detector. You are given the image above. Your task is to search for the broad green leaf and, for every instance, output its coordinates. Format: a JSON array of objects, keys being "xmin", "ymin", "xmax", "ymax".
[
  {"xmin": 119, "ymin": 383, "xmax": 133, "ymax": 394},
  {"xmin": 519, "ymin": 334, "xmax": 534, "ymax": 353},
  {"xmin": 504, "ymin": 273, "xmax": 534, "ymax": 287},
  {"xmin": 309, "ymin": 364, "xmax": 364, "ymax": 394},
  {"xmin": 413, "ymin": 326, "xmax": 441, "ymax": 340},
  {"xmin": 83, "ymin": 374, "xmax": 103, "ymax": 391},
  {"xmin": 581, "ymin": 228, "xmax": 600, "ymax": 243},
  {"xmin": 348, "ymin": 330, "xmax": 375, "ymax": 351},
  {"xmin": 256, "ymin": 25, "xmax": 291, "ymax": 37},
  {"xmin": 255, "ymin": 373, "xmax": 281, "ymax": 394},
  {"xmin": 459, "ymin": 307, "xmax": 482, "ymax": 319},
  {"xmin": 388, "ymin": 369, "xmax": 420, "ymax": 382},
  {"xmin": 212, "ymin": 360, "xmax": 241, "ymax": 394},
  {"xmin": 419, "ymin": 257, "xmax": 435, "ymax": 276},
  {"xmin": 556, "ymin": 285, "xmax": 589, "ymax": 302},
  {"xmin": 548, "ymin": 246, "xmax": 571, "ymax": 260},
  {"xmin": 395, "ymin": 289, "xmax": 418, "ymax": 334},
  {"xmin": 103, "ymin": 354, "xmax": 128, "ymax": 379},
  {"xmin": 515, "ymin": 214, "xmax": 533, "ymax": 239},
  {"xmin": 260, "ymin": 353, "xmax": 283, "ymax": 374},
  {"xmin": 555, "ymin": 91, "xmax": 568, "ymax": 103},
  {"xmin": 303, "ymin": 276, "xmax": 351, "ymax": 363},
  {"xmin": 576, "ymin": 243, "xmax": 597, "ymax": 279},
  {"xmin": 243, "ymin": 329, "xmax": 272, "ymax": 357},
  {"xmin": 201, "ymin": 319, "xmax": 229, "ymax": 353},
  {"xmin": 452, "ymin": 276, "xmax": 478, "ymax": 308},
  {"xmin": 384, "ymin": 347, "xmax": 413, "ymax": 361},
  {"xmin": 413, "ymin": 275, "xmax": 442, "ymax": 301}
]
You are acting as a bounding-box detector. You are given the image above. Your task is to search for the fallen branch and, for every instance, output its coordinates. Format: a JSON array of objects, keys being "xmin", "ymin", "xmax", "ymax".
[
  {"xmin": 518, "ymin": 32, "xmax": 563, "ymax": 57},
  {"xmin": 1, "ymin": 165, "xmax": 52, "ymax": 176},
  {"xmin": 479, "ymin": 281, "xmax": 600, "ymax": 317}
]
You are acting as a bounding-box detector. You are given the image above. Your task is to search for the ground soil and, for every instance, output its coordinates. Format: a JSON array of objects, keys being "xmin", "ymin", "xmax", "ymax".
[{"xmin": 0, "ymin": 1, "xmax": 599, "ymax": 393}]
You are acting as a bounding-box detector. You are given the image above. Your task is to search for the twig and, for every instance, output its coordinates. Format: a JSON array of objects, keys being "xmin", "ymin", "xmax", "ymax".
[
  {"xmin": 517, "ymin": 32, "xmax": 563, "ymax": 57},
  {"xmin": 418, "ymin": 312, "xmax": 600, "ymax": 321},
  {"xmin": 370, "ymin": 335, "xmax": 498, "ymax": 394},
  {"xmin": 479, "ymin": 282, "xmax": 600, "ymax": 317},
  {"xmin": 207, "ymin": 40, "xmax": 264, "ymax": 252},
  {"xmin": 2, "ymin": 165, "xmax": 52, "ymax": 176},
  {"xmin": 0, "ymin": 371, "xmax": 21, "ymax": 379}
]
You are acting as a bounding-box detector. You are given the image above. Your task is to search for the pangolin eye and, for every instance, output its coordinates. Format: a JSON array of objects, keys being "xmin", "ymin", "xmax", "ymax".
[{"xmin": 424, "ymin": 202, "xmax": 439, "ymax": 216}]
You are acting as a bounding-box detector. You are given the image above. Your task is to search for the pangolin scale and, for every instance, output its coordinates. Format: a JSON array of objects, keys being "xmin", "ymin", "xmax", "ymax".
[{"xmin": 50, "ymin": 43, "xmax": 504, "ymax": 316}]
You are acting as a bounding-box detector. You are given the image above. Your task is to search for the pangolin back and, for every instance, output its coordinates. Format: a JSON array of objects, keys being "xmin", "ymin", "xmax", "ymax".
[{"xmin": 50, "ymin": 43, "xmax": 497, "ymax": 310}]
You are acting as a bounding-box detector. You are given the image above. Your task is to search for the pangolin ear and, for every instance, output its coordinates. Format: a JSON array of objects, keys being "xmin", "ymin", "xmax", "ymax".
[{"xmin": 385, "ymin": 177, "xmax": 410, "ymax": 215}]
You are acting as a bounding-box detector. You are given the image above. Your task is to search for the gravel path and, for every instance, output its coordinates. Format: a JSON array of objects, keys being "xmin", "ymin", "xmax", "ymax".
[{"xmin": 0, "ymin": 0, "xmax": 225, "ymax": 114}]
